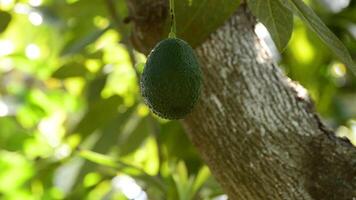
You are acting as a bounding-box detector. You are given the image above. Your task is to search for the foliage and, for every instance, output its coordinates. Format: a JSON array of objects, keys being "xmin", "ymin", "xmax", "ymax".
[
  {"xmin": 248, "ymin": 0, "xmax": 294, "ymax": 51},
  {"xmin": 173, "ymin": 0, "xmax": 240, "ymax": 48},
  {"xmin": 0, "ymin": 0, "xmax": 355, "ymax": 199},
  {"xmin": 248, "ymin": 0, "xmax": 356, "ymax": 74}
]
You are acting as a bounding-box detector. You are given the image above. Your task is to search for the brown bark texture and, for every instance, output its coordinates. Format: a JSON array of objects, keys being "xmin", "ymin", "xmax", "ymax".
[{"xmin": 127, "ymin": 1, "xmax": 356, "ymax": 199}]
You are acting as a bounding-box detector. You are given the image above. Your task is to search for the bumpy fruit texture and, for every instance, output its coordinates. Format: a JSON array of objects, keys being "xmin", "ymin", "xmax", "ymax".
[{"xmin": 140, "ymin": 38, "xmax": 202, "ymax": 120}]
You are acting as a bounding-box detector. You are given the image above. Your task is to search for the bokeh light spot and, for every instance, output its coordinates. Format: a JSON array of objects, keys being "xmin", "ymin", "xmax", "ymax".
[
  {"xmin": 25, "ymin": 44, "xmax": 41, "ymax": 59},
  {"xmin": 28, "ymin": 11, "xmax": 43, "ymax": 26}
]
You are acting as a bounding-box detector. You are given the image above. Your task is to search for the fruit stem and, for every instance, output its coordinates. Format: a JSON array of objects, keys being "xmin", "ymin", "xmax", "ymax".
[{"xmin": 168, "ymin": 0, "xmax": 176, "ymax": 38}]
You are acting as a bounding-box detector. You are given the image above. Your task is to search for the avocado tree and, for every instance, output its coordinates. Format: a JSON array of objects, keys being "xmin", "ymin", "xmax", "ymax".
[
  {"xmin": 0, "ymin": 0, "xmax": 355, "ymax": 199},
  {"xmin": 127, "ymin": 0, "xmax": 356, "ymax": 199}
]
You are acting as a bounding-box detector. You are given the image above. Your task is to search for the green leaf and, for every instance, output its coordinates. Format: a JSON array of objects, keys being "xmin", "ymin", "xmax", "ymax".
[
  {"xmin": 91, "ymin": 105, "xmax": 137, "ymax": 154},
  {"xmin": 118, "ymin": 116, "xmax": 151, "ymax": 156},
  {"xmin": 70, "ymin": 105, "xmax": 137, "ymax": 195},
  {"xmin": 133, "ymin": 0, "xmax": 241, "ymax": 53},
  {"xmin": 172, "ymin": 161, "xmax": 210, "ymax": 200},
  {"xmin": 159, "ymin": 121, "xmax": 201, "ymax": 171},
  {"xmin": 172, "ymin": 161, "xmax": 191, "ymax": 200},
  {"xmin": 0, "ymin": 11, "xmax": 11, "ymax": 33},
  {"xmin": 176, "ymin": 161, "xmax": 189, "ymax": 184},
  {"xmin": 78, "ymin": 149, "xmax": 117, "ymax": 168},
  {"xmin": 175, "ymin": 0, "xmax": 241, "ymax": 48},
  {"xmin": 60, "ymin": 26, "xmax": 110, "ymax": 56},
  {"xmin": 0, "ymin": 118, "xmax": 30, "ymax": 152},
  {"xmin": 191, "ymin": 166, "xmax": 210, "ymax": 195},
  {"xmin": 72, "ymin": 95, "xmax": 123, "ymax": 139},
  {"xmin": 77, "ymin": 149, "xmax": 167, "ymax": 193},
  {"xmin": 52, "ymin": 62, "xmax": 89, "ymax": 79},
  {"xmin": 280, "ymin": 0, "xmax": 356, "ymax": 75},
  {"xmin": 0, "ymin": 151, "xmax": 33, "ymax": 193},
  {"xmin": 86, "ymin": 74, "xmax": 108, "ymax": 103},
  {"xmin": 248, "ymin": 0, "xmax": 293, "ymax": 51}
]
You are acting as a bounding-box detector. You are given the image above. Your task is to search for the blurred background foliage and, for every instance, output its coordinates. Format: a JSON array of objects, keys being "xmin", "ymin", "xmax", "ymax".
[{"xmin": 0, "ymin": 0, "xmax": 355, "ymax": 199}]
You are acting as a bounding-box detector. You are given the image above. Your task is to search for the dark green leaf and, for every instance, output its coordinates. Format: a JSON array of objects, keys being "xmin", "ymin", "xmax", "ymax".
[
  {"xmin": 248, "ymin": 0, "xmax": 293, "ymax": 51},
  {"xmin": 118, "ymin": 116, "xmax": 151, "ymax": 156},
  {"xmin": 71, "ymin": 95, "xmax": 123, "ymax": 139},
  {"xmin": 0, "ymin": 117, "xmax": 30, "ymax": 151},
  {"xmin": 158, "ymin": 121, "xmax": 202, "ymax": 173},
  {"xmin": 281, "ymin": 0, "xmax": 356, "ymax": 74},
  {"xmin": 86, "ymin": 74, "xmax": 107, "ymax": 103},
  {"xmin": 70, "ymin": 105, "xmax": 136, "ymax": 195},
  {"xmin": 0, "ymin": 11, "xmax": 11, "ymax": 33},
  {"xmin": 60, "ymin": 26, "xmax": 110, "ymax": 56},
  {"xmin": 92, "ymin": 105, "xmax": 137, "ymax": 154},
  {"xmin": 52, "ymin": 62, "xmax": 88, "ymax": 79},
  {"xmin": 175, "ymin": 0, "xmax": 241, "ymax": 48},
  {"xmin": 49, "ymin": 0, "xmax": 109, "ymax": 56}
]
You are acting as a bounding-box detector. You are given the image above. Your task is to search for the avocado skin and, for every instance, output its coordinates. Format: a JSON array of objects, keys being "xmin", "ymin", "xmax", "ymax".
[{"xmin": 140, "ymin": 38, "xmax": 202, "ymax": 120}]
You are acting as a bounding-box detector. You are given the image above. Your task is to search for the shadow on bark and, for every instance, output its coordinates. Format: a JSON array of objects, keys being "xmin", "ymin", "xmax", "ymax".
[{"xmin": 305, "ymin": 134, "xmax": 356, "ymax": 199}]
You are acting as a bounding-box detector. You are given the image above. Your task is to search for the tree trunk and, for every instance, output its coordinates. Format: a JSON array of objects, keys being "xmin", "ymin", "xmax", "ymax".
[
  {"xmin": 182, "ymin": 6, "xmax": 356, "ymax": 200},
  {"xmin": 128, "ymin": 2, "xmax": 356, "ymax": 199}
]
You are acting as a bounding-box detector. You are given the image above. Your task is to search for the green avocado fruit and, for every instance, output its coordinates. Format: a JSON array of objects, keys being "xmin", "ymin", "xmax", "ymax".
[{"xmin": 140, "ymin": 38, "xmax": 202, "ymax": 120}]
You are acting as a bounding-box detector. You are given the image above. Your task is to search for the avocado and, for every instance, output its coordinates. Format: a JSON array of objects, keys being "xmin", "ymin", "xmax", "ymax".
[{"xmin": 140, "ymin": 38, "xmax": 202, "ymax": 120}]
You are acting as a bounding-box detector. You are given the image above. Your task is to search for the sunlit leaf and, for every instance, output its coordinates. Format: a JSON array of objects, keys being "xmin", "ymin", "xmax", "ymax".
[
  {"xmin": 78, "ymin": 149, "xmax": 117, "ymax": 168},
  {"xmin": 280, "ymin": 0, "xmax": 356, "ymax": 74},
  {"xmin": 176, "ymin": 161, "xmax": 188, "ymax": 184},
  {"xmin": 0, "ymin": 117, "xmax": 30, "ymax": 151},
  {"xmin": 77, "ymin": 149, "xmax": 166, "ymax": 193},
  {"xmin": 192, "ymin": 166, "xmax": 210, "ymax": 195},
  {"xmin": 172, "ymin": 161, "xmax": 203, "ymax": 200},
  {"xmin": 172, "ymin": 161, "xmax": 190, "ymax": 200},
  {"xmin": 248, "ymin": 0, "xmax": 293, "ymax": 51},
  {"xmin": 0, "ymin": 151, "xmax": 33, "ymax": 193}
]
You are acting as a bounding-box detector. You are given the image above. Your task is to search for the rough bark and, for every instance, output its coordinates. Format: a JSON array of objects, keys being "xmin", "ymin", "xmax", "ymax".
[
  {"xmin": 128, "ymin": 2, "xmax": 356, "ymax": 199},
  {"xmin": 182, "ymin": 7, "xmax": 356, "ymax": 199}
]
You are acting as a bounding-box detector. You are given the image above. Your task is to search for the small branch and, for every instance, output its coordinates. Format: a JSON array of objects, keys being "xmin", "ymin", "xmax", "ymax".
[
  {"xmin": 105, "ymin": 0, "xmax": 125, "ymax": 29},
  {"xmin": 168, "ymin": 0, "xmax": 176, "ymax": 38},
  {"xmin": 76, "ymin": 149, "xmax": 167, "ymax": 192}
]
